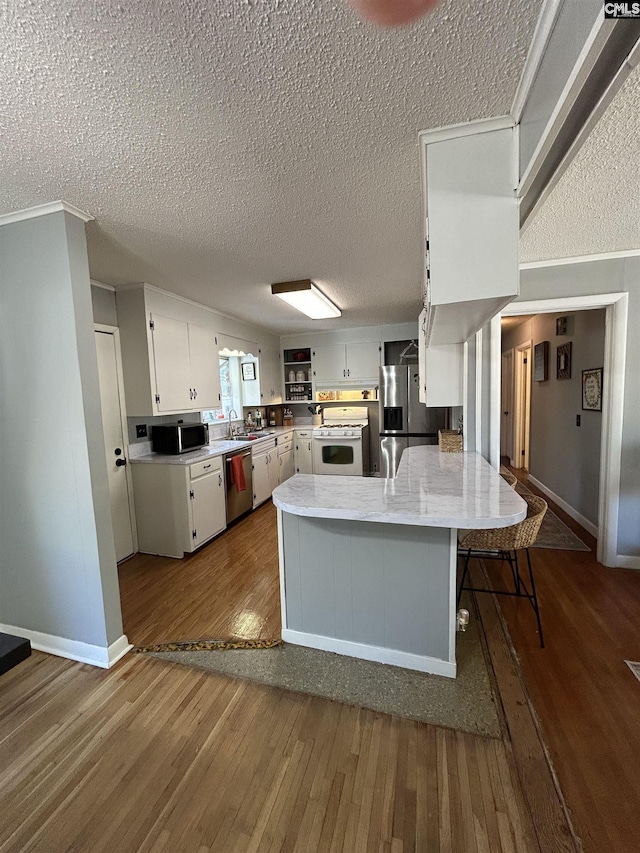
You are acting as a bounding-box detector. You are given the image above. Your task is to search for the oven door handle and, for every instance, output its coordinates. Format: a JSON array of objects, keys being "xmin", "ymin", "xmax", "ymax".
[{"xmin": 313, "ymin": 435, "xmax": 361, "ymax": 441}]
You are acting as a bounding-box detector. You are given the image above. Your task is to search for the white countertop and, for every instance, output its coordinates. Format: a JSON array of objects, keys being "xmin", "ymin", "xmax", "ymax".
[
  {"xmin": 272, "ymin": 446, "xmax": 526, "ymax": 529},
  {"xmin": 130, "ymin": 426, "xmax": 295, "ymax": 466}
]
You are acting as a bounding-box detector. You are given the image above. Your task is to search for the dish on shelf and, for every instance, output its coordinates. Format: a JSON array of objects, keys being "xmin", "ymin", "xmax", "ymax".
[{"xmin": 292, "ymin": 351, "xmax": 308, "ymax": 361}]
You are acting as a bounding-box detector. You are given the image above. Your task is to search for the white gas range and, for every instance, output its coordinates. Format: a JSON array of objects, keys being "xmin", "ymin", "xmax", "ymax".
[{"xmin": 312, "ymin": 406, "xmax": 370, "ymax": 476}]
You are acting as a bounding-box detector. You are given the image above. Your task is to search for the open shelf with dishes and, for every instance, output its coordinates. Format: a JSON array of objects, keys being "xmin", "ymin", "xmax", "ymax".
[{"xmin": 283, "ymin": 347, "xmax": 312, "ymax": 402}]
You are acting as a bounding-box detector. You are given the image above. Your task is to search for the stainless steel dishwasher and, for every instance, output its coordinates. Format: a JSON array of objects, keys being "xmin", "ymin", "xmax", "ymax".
[{"xmin": 224, "ymin": 448, "xmax": 253, "ymax": 524}]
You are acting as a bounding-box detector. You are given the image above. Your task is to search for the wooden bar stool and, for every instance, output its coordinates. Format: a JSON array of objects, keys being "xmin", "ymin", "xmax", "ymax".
[{"xmin": 457, "ymin": 494, "xmax": 548, "ymax": 647}]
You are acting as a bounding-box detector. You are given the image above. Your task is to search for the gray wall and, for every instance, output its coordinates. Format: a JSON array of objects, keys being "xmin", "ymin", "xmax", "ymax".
[
  {"xmin": 502, "ymin": 309, "xmax": 606, "ymax": 526},
  {"xmin": 0, "ymin": 211, "xmax": 124, "ymax": 649},
  {"xmin": 518, "ymin": 257, "xmax": 640, "ymax": 558},
  {"xmin": 91, "ymin": 284, "xmax": 118, "ymax": 326}
]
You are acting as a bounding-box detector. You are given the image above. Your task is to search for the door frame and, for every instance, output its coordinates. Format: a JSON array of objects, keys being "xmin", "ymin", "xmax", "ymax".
[
  {"xmin": 500, "ymin": 293, "xmax": 628, "ymax": 568},
  {"xmin": 500, "ymin": 349, "xmax": 515, "ymax": 462},
  {"xmin": 513, "ymin": 340, "xmax": 532, "ymax": 470},
  {"xmin": 95, "ymin": 323, "xmax": 138, "ymax": 557}
]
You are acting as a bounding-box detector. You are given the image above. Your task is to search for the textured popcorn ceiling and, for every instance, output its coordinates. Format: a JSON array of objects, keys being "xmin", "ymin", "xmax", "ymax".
[
  {"xmin": 520, "ymin": 63, "xmax": 640, "ymax": 263},
  {"xmin": 0, "ymin": 0, "xmax": 541, "ymax": 333}
]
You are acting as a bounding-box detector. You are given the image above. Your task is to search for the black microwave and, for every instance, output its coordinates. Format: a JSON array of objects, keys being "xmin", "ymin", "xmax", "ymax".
[{"xmin": 151, "ymin": 422, "xmax": 209, "ymax": 455}]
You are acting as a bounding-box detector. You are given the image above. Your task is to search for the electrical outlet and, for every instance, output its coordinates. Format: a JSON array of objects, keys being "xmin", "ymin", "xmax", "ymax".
[{"xmin": 136, "ymin": 424, "xmax": 148, "ymax": 438}]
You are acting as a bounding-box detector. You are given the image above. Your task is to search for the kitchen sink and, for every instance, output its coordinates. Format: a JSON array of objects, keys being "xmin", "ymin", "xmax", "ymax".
[{"xmin": 229, "ymin": 432, "xmax": 273, "ymax": 441}]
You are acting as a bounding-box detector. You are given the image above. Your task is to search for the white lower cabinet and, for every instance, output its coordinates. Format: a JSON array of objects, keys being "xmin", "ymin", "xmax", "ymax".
[
  {"xmin": 294, "ymin": 429, "xmax": 313, "ymax": 474},
  {"xmin": 278, "ymin": 436, "xmax": 295, "ymax": 484},
  {"xmin": 132, "ymin": 455, "xmax": 226, "ymax": 558},
  {"xmin": 252, "ymin": 438, "xmax": 278, "ymax": 508}
]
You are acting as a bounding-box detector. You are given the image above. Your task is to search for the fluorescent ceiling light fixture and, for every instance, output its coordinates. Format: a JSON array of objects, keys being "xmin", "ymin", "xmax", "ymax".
[{"xmin": 271, "ymin": 279, "xmax": 341, "ymax": 319}]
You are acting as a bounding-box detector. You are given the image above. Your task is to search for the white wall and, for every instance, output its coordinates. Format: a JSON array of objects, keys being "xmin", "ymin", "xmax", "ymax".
[{"xmin": 0, "ymin": 210, "xmax": 126, "ymax": 664}]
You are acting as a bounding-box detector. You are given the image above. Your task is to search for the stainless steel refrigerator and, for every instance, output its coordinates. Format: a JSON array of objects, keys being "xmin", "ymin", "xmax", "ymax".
[{"xmin": 379, "ymin": 365, "xmax": 449, "ymax": 477}]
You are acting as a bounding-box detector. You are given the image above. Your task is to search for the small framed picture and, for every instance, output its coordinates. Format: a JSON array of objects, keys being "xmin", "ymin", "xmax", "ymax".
[
  {"xmin": 533, "ymin": 341, "xmax": 549, "ymax": 381},
  {"xmin": 582, "ymin": 368, "xmax": 603, "ymax": 411},
  {"xmin": 557, "ymin": 342, "xmax": 572, "ymax": 380},
  {"xmin": 241, "ymin": 361, "xmax": 256, "ymax": 381}
]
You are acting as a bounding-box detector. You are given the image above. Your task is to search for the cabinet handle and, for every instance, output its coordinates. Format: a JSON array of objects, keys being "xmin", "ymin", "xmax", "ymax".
[
  {"xmin": 343, "ymin": 369, "xmax": 346, "ymax": 377},
  {"xmin": 193, "ymin": 387, "xmax": 197, "ymax": 399},
  {"xmin": 203, "ymin": 463, "xmax": 211, "ymax": 469},
  {"xmin": 219, "ymin": 474, "xmax": 222, "ymax": 485},
  {"xmin": 189, "ymin": 388, "xmax": 193, "ymax": 400},
  {"xmin": 347, "ymin": 369, "xmax": 350, "ymax": 377}
]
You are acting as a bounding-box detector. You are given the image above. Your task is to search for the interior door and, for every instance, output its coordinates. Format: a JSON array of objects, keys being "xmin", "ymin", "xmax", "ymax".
[
  {"xmin": 95, "ymin": 330, "xmax": 135, "ymax": 562},
  {"xmin": 501, "ymin": 350, "xmax": 514, "ymax": 461}
]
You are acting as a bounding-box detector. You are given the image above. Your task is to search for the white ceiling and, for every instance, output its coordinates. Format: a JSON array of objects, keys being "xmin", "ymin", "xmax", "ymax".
[
  {"xmin": 7, "ymin": 2, "xmax": 636, "ymax": 336},
  {"xmin": 1, "ymin": 0, "xmax": 542, "ymax": 334}
]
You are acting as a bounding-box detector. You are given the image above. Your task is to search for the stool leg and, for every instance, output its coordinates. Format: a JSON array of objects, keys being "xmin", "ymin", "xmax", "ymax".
[
  {"xmin": 506, "ymin": 549, "xmax": 520, "ymax": 593},
  {"xmin": 525, "ymin": 547, "xmax": 544, "ymax": 648},
  {"xmin": 457, "ymin": 550, "xmax": 471, "ymax": 607}
]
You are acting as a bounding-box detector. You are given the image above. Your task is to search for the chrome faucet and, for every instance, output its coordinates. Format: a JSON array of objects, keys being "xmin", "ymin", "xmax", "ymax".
[{"xmin": 228, "ymin": 409, "xmax": 238, "ymax": 438}]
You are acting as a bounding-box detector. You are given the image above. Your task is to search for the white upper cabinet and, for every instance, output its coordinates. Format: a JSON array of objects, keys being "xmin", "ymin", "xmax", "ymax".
[
  {"xmin": 258, "ymin": 345, "xmax": 282, "ymax": 404},
  {"xmin": 421, "ymin": 119, "xmax": 519, "ymax": 345},
  {"xmin": 150, "ymin": 314, "xmax": 192, "ymax": 412},
  {"xmin": 187, "ymin": 322, "xmax": 221, "ymax": 410},
  {"xmin": 312, "ymin": 341, "xmax": 380, "ymax": 385},
  {"xmin": 151, "ymin": 315, "xmax": 219, "ymax": 413},
  {"xmin": 116, "ymin": 285, "xmax": 221, "ymax": 417}
]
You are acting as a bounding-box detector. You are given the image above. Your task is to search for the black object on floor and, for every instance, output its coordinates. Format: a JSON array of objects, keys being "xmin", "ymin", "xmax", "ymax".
[{"xmin": 0, "ymin": 632, "xmax": 31, "ymax": 676}]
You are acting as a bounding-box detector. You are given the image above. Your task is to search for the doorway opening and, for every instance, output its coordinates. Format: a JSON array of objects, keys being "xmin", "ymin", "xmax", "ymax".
[{"xmin": 499, "ymin": 292, "xmax": 628, "ymax": 567}]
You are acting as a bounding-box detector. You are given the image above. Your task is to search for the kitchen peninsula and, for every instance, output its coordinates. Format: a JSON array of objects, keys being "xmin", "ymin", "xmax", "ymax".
[{"xmin": 272, "ymin": 446, "xmax": 526, "ymax": 678}]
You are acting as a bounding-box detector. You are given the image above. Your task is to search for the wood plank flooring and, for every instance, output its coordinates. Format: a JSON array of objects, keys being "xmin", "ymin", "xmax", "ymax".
[
  {"xmin": 494, "ymin": 467, "xmax": 640, "ymax": 853},
  {"xmin": 118, "ymin": 501, "xmax": 281, "ymax": 646},
  {"xmin": 6, "ymin": 479, "xmax": 636, "ymax": 852},
  {"xmin": 0, "ymin": 651, "xmax": 538, "ymax": 852}
]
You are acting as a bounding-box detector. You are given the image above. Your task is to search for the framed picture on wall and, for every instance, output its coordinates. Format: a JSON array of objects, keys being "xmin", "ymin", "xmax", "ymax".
[
  {"xmin": 582, "ymin": 368, "xmax": 603, "ymax": 411},
  {"xmin": 557, "ymin": 342, "xmax": 572, "ymax": 380},
  {"xmin": 533, "ymin": 341, "xmax": 549, "ymax": 381},
  {"xmin": 241, "ymin": 361, "xmax": 256, "ymax": 381}
]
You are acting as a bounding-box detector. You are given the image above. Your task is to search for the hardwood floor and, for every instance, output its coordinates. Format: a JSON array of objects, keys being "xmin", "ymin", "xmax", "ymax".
[
  {"xmin": 4, "ymin": 483, "xmax": 636, "ymax": 851},
  {"xmin": 118, "ymin": 501, "xmax": 282, "ymax": 646},
  {"xmin": 494, "ymin": 467, "xmax": 640, "ymax": 853},
  {"xmin": 0, "ymin": 651, "xmax": 539, "ymax": 852}
]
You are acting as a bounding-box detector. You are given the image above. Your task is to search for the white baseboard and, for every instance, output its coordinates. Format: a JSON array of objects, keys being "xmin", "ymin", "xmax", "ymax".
[
  {"xmin": 527, "ymin": 475, "xmax": 598, "ymax": 538},
  {"xmin": 0, "ymin": 624, "xmax": 133, "ymax": 669},
  {"xmin": 281, "ymin": 628, "xmax": 457, "ymax": 679},
  {"xmin": 616, "ymin": 555, "xmax": 640, "ymax": 570}
]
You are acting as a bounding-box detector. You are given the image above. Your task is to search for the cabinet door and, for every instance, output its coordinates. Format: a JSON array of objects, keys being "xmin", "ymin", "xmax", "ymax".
[
  {"xmin": 345, "ymin": 341, "xmax": 380, "ymax": 382},
  {"xmin": 422, "ymin": 343, "xmax": 464, "ymax": 407},
  {"xmin": 190, "ymin": 470, "xmax": 224, "ymax": 549},
  {"xmin": 268, "ymin": 452, "xmax": 280, "ymax": 494},
  {"xmin": 151, "ymin": 314, "xmax": 192, "ymax": 412},
  {"xmin": 312, "ymin": 345, "xmax": 345, "ymax": 383},
  {"xmin": 295, "ymin": 435, "xmax": 313, "ymax": 474},
  {"xmin": 252, "ymin": 451, "xmax": 271, "ymax": 508},
  {"xmin": 279, "ymin": 447, "xmax": 295, "ymax": 484},
  {"xmin": 259, "ymin": 346, "xmax": 282, "ymax": 404},
  {"xmin": 188, "ymin": 323, "xmax": 221, "ymax": 410}
]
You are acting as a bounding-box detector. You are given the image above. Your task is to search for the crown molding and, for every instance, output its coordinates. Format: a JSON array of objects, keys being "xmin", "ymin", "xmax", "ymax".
[
  {"xmin": 0, "ymin": 200, "xmax": 94, "ymax": 227},
  {"xmin": 520, "ymin": 248, "xmax": 640, "ymax": 269}
]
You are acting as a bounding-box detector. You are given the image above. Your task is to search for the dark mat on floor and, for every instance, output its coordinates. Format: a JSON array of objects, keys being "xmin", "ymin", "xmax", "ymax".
[{"xmin": 148, "ymin": 594, "xmax": 501, "ymax": 738}]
